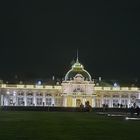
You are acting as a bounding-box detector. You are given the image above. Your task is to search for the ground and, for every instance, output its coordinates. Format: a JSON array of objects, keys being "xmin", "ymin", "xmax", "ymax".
[{"xmin": 0, "ymin": 111, "xmax": 140, "ymax": 140}]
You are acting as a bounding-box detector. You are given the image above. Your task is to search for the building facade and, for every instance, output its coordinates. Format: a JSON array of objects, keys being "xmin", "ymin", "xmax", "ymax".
[{"xmin": 0, "ymin": 58, "xmax": 140, "ymax": 108}]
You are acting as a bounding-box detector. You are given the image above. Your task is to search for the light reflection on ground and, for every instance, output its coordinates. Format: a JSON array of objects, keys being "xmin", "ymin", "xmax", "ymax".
[{"xmin": 125, "ymin": 117, "xmax": 140, "ymax": 120}]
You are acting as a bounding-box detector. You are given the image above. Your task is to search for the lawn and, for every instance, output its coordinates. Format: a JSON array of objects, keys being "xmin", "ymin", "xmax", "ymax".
[{"xmin": 0, "ymin": 111, "xmax": 140, "ymax": 140}]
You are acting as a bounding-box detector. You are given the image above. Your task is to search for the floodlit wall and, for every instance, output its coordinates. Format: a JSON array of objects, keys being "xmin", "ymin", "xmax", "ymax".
[{"xmin": 0, "ymin": 84, "xmax": 140, "ymax": 107}]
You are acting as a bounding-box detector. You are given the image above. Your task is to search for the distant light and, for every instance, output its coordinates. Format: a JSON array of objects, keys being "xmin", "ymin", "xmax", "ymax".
[
  {"xmin": 125, "ymin": 117, "xmax": 129, "ymax": 120},
  {"xmin": 108, "ymin": 114, "xmax": 124, "ymax": 117},
  {"xmin": 96, "ymin": 83, "xmax": 99, "ymax": 86},
  {"xmin": 37, "ymin": 81, "xmax": 41, "ymax": 85},
  {"xmin": 114, "ymin": 83, "xmax": 119, "ymax": 87},
  {"xmin": 125, "ymin": 117, "xmax": 140, "ymax": 120},
  {"xmin": 7, "ymin": 91, "xmax": 10, "ymax": 94},
  {"xmin": 99, "ymin": 77, "xmax": 102, "ymax": 81},
  {"xmin": 13, "ymin": 91, "xmax": 16, "ymax": 96},
  {"xmin": 52, "ymin": 76, "xmax": 55, "ymax": 81}
]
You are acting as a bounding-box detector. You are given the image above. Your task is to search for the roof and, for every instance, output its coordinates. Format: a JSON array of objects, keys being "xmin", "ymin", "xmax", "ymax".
[{"xmin": 65, "ymin": 59, "xmax": 92, "ymax": 81}]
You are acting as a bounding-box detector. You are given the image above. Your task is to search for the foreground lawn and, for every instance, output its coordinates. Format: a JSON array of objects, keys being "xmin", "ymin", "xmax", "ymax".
[{"xmin": 0, "ymin": 111, "xmax": 140, "ymax": 140}]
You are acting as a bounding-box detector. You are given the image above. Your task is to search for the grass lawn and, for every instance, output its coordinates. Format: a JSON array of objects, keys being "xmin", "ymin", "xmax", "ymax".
[{"xmin": 0, "ymin": 111, "xmax": 140, "ymax": 140}]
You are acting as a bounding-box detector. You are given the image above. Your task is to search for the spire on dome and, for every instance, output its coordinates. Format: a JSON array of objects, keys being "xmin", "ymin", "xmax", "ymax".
[{"xmin": 76, "ymin": 49, "xmax": 79, "ymax": 63}]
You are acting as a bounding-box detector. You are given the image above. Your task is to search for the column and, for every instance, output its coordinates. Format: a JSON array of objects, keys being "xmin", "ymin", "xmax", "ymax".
[
  {"xmin": 65, "ymin": 96, "xmax": 67, "ymax": 107},
  {"xmin": 63, "ymin": 96, "xmax": 67, "ymax": 107},
  {"xmin": 108, "ymin": 98, "xmax": 111, "ymax": 108},
  {"xmin": 24, "ymin": 92, "xmax": 27, "ymax": 106},
  {"xmin": 4, "ymin": 96, "xmax": 8, "ymax": 106},
  {"xmin": 52, "ymin": 96, "xmax": 55, "ymax": 106},
  {"xmin": 82, "ymin": 96, "xmax": 86, "ymax": 106},
  {"xmin": 119, "ymin": 94, "xmax": 121, "ymax": 105},
  {"xmin": 3, "ymin": 95, "xmax": 5, "ymax": 106},
  {"xmin": 1, "ymin": 94, "xmax": 3, "ymax": 106},
  {"xmin": 128, "ymin": 93, "xmax": 131, "ymax": 107},
  {"xmin": 43, "ymin": 92, "xmax": 45, "ymax": 106},
  {"xmin": 72, "ymin": 96, "xmax": 76, "ymax": 107},
  {"xmin": 138, "ymin": 93, "xmax": 140, "ymax": 99},
  {"xmin": 13, "ymin": 94, "xmax": 17, "ymax": 106},
  {"xmin": 110, "ymin": 94, "xmax": 113, "ymax": 108},
  {"xmin": 101, "ymin": 94, "xmax": 104, "ymax": 107},
  {"xmin": 33, "ymin": 92, "xmax": 36, "ymax": 106},
  {"xmin": 92, "ymin": 96, "xmax": 96, "ymax": 107}
]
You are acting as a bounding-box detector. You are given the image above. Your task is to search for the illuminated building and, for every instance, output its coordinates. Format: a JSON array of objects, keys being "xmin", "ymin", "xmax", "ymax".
[{"xmin": 0, "ymin": 56, "xmax": 140, "ymax": 108}]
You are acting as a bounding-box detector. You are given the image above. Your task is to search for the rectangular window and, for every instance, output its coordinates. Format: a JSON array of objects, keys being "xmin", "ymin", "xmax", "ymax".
[
  {"xmin": 113, "ymin": 95, "xmax": 119, "ymax": 98},
  {"xmin": 55, "ymin": 98, "xmax": 63, "ymax": 106},
  {"xmin": 46, "ymin": 98, "xmax": 52, "ymax": 106},
  {"xmin": 18, "ymin": 97, "xmax": 24, "ymax": 106},
  {"xmin": 27, "ymin": 98, "xmax": 33, "ymax": 106},
  {"xmin": 36, "ymin": 98, "xmax": 42, "ymax": 105},
  {"xmin": 103, "ymin": 99, "xmax": 110, "ymax": 105},
  {"xmin": 36, "ymin": 93, "xmax": 43, "ymax": 96},
  {"xmin": 27, "ymin": 93, "xmax": 33, "ymax": 96},
  {"xmin": 18, "ymin": 92, "xmax": 24, "ymax": 96},
  {"xmin": 113, "ymin": 99, "xmax": 119, "ymax": 107},
  {"xmin": 121, "ymin": 95, "xmax": 128, "ymax": 98},
  {"xmin": 121, "ymin": 99, "xmax": 128, "ymax": 105}
]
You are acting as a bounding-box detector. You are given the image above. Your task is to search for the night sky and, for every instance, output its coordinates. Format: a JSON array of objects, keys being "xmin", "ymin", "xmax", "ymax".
[{"xmin": 1, "ymin": 1, "xmax": 140, "ymax": 84}]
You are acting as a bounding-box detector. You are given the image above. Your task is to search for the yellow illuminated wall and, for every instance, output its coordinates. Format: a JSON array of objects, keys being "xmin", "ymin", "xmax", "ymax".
[{"xmin": 67, "ymin": 96, "xmax": 73, "ymax": 107}]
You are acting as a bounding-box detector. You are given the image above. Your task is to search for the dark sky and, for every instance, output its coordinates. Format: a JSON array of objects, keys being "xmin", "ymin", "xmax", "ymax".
[{"xmin": 0, "ymin": 0, "xmax": 140, "ymax": 83}]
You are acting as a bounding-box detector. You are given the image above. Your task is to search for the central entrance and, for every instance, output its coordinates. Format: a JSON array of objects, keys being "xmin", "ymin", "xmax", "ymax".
[{"xmin": 76, "ymin": 99, "xmax": 81, "ymax": 107}]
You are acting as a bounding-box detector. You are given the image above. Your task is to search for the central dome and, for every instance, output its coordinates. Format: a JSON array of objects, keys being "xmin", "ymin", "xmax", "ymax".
[{"xmin": 65, "ymin": 58, "xmax": 92, "ymax": 81}]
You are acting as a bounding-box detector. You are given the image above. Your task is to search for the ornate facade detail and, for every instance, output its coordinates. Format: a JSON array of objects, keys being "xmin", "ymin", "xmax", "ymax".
[{"xmin": 0, "ymin": 57, "xmax": 140, "ymax": 108}]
